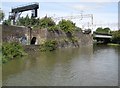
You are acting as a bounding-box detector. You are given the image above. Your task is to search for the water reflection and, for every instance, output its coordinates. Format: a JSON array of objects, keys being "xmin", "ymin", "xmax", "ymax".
[{"xmin": 3, "ymin": 45, "xmax": 118, "ymax": 86}]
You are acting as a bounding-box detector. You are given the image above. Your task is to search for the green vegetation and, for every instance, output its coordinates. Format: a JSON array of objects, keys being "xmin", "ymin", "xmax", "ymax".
[
  {"xmin": 95, "ymin": 27, "xmax": 111, "ymax": 34},
  {"xmin": 17, "ymin": 15, "xmax": 59, "ymax": 31},
  {"xmin": 94, "ymin": 27, "xmax": 120, "ymax": 44},
  {"xmin": 71, "ymin": 37, "xmax": 78, "ymax": 43},
  {"xmin": 3, "ymin": 19, "xmax": 11, "ymax": 25},
  {"xmin": 75, "ymin": 27, "xmax": 82, "ymax": 32},
  {"xmin": 111, "ymin": 30, "xmax": 120, "ymax": 44},
  {"xmin": 40, "ymin": 40, "xmax": 57, "ymax": 51},
  {"xmin": 17, "ymin": 15, "xmax": 31, "ymax": 26},
  {"xmin": 0, "ymin": 9, "xmax": 4, "ymax": 22},
  {"xmin": 17, "ymin": 15, "xmax": 56, "ymax": 29},
  {"xmin": 58, "ymin": 19, "xmax": 76, "ymax": 33},
  {"xmin": 0, "ymin": 44, "xmax": 2, "ymax": 65},
  {"xmin": 107, "ymin": 43, "xmax": 120, "ymax": 46},
  {"xmin": 16, "ymin": 15, "xmax": 39, "ymax": 27},
  {"xmin": 39, "ymin": 16, "xmax": 55, "ymax": 28},
  {"xmin": 3, "ymin": 15, "xmax": 82, "ymax": 33},
  {"xmin": 39, "ymin": 16, "xmax": 59, "ymax": 31},
  {"xmin": 2, "ymin": 42, "xmax": 27, "ymax": 63}
]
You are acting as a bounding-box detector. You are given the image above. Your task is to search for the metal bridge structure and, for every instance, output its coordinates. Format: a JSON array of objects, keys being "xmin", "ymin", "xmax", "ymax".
[
  {"xmin": 93, "ymin": 32, "xmax": 112, "ymax": 43},
  {"xmin": 9, "ymin": 2, "xmax": 39, "ymax": 25}
]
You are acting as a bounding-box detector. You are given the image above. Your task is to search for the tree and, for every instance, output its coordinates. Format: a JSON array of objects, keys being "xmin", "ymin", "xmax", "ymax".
[
  {"xmin": 39, "ymin": 16, "xmax": 55, "ymax": 28},
  {"xmin": 17, "ymin": 15, "xmax": 31, "ymax": 26},
  {"xmin": 3, "ymin": 19, "xmax": 11, "ymax": 25},
  {"xmin": 96, "ymin": 27, "xmax": 111, "ymax": 34},
  {"xmin": 30, "ymin": 17, "xmax": 38, "ymax": 26},
  {"xmin": 0, "ymin": 9, "xmax": 5, "ymax": 22},
  {"xmin": 17, "ymin": 16, "xmax": 39, "ymax": 27},
  {"xmin": 16, "ymin": 16, "xmax": 56, "ymax": 29},
  {"xmin": 112, "ymin": 30, "xmax": 120, "ymax": 44},
  {"xmin": 17, "ymin": 17, "xmax": 25, "ymax": 26},
  {"xmin": 24, "ymin": 14, "xmax": 31, "ymax": 26},
  {"xmin": 58, "ymin": 19, "xmax": 76, "ymax": 33},
  {"xmin": 103, "ymin": 27, "xmax": 111, "ymax": 34}
]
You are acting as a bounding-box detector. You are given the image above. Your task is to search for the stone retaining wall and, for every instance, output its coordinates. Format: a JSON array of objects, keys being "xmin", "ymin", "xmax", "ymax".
[{"xmin": 2, "ymin": 25, "xmax": 93, "ymax": 49}]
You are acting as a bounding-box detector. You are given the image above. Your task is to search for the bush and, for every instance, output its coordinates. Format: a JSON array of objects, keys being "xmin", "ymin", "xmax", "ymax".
[
  {"xmin": 112, "ymin": 30, "xmax": 120, "ymax": 44},
  {"xmin": 2, "ymin": 42, "xmax": 26, "ymax": 63},
  {"xmin": 39, "ymin": 16, "xmax": 56, "ymax": 28},
  {"xmin": 71, "ymin": 37, "xmax": 78, "ymax": 43},
  {"xmin": 40, "ymin": 40, "xmax": 57, "ymax": 51},
  {"xmin": 48, "ymin": 25, "xmax": 59, "ymax": 31},
  {"xmin": 58, "ymin": 19, "xmax": 76, "ymax": 33}
]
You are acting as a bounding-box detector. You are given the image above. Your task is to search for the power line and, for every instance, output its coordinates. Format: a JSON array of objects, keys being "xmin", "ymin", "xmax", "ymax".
[{"xmin": 51, "ymin": 13, "xmax": 93, "ymax": 30}]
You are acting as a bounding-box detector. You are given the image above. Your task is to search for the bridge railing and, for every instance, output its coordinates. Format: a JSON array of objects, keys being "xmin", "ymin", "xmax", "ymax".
[{"xmin": 93, "ymin": 31, "xmax": 112, "ymax": 36}]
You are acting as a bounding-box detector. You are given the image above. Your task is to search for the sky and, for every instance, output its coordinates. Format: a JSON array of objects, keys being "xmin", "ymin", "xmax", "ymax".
[{"xmin": 1, "ymin": 0, "xmax": 119, "ymax": 31}]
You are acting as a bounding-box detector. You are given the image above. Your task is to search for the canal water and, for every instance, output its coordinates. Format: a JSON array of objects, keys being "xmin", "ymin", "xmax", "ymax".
[{"xmin": 2, "ymin": 45, "xmax": 119, "ymax": 86}]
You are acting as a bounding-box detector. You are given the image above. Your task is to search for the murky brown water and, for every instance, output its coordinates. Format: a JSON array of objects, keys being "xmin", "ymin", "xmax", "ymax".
[{"xmin": 2, "ymin": 45, "xmax": 119, "ymax": 86}]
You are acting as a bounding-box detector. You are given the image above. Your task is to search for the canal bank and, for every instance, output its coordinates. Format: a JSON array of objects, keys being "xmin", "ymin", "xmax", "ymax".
[{"xmin": 2, "ymin": 24, "xmax": 93, "ymax": 54}]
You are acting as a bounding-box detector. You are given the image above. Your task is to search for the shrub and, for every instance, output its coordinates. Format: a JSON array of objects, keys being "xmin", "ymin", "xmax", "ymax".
[
  {"xmin": 71, "ymin": 37, "xmax": 78, "ymax": 43},
  {"xmin": 48, "ymin": 25, "xmax": 59, "ymax": 31},
  {"xmin": 2, "ymin": 42, "xmax": 26, "ymax": 63},
  {"xmin": 58, "ymin": 19, "xmax": 76, "ymax": 33},
  {"xmin": 39, "ymin": 16, "xmax": 56, "ymax": 28},
  {"xmin": 40, "ymin": 40, "xmax": 57, "ymax": 51}
]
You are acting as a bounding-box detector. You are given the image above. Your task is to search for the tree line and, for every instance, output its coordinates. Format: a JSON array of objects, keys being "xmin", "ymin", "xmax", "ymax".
[{"xmin": 3, "ymin": 15, "xmax": 81, "ymax": 34}]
